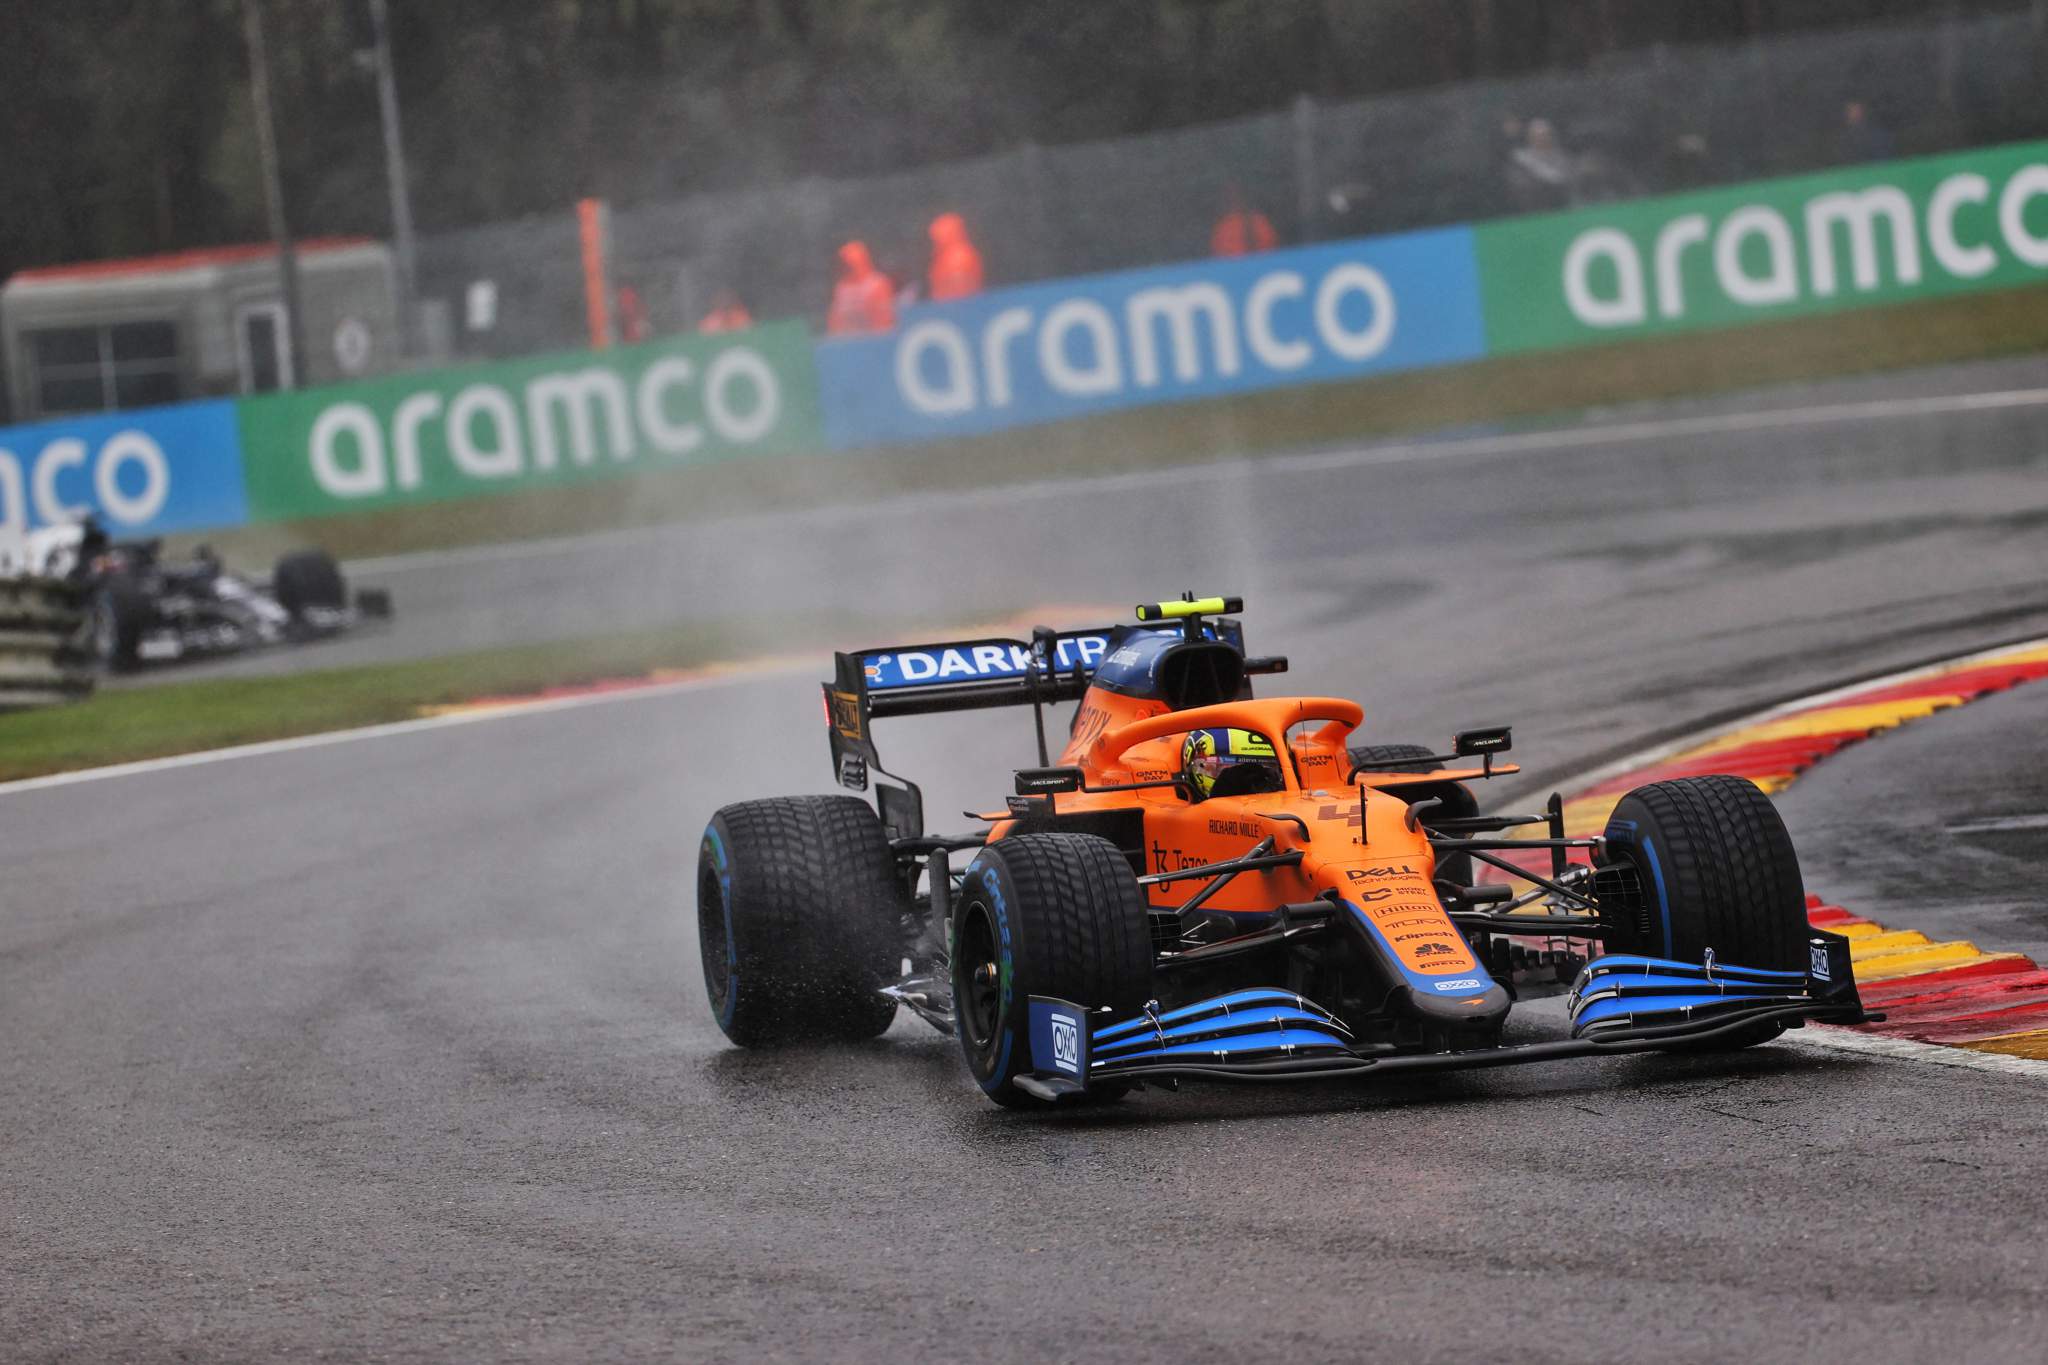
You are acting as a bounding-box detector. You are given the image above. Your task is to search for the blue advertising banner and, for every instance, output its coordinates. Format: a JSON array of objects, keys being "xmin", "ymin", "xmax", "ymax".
[
  {"xmin": 816, "ymin": 226, "xmax": 1486, "ymax": 448},
  {"xmin": 0, "ymin": 401, "xmax": 250, "ymax": 538}
]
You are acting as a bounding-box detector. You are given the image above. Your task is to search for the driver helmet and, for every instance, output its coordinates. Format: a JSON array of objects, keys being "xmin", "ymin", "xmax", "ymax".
[{"xmin": 1181, "ymin": 727, "xmax": 1283, "ymax": 799}]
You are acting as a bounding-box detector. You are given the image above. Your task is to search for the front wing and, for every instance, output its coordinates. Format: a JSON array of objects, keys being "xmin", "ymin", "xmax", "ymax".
[{"xmin": 1009, "ymin": 930, "xmax": 1875, "ymax": 1102}]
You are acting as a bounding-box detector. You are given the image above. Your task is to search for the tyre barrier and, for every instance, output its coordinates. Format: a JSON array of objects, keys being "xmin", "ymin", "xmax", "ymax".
[{"xmin": 0, "ymin": 578, "xmax": 96, "ymax": 711}]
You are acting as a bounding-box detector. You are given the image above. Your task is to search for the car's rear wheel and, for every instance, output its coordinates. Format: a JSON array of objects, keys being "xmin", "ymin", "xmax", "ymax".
[
  {"xmin": 1348, "ymin": 742, "xmax": 1479, "ymax": 886},
  {"xmin": 1598, "ymin": 775, "xmax": 1808, "ymax": 1049},
  {"xmin": 697, "ymin": 796, "xmax": 904, "ymax": 1046},
  {"xmin": 952, "ymin": 833, "xmax": 1152, "ymax": 1106}
]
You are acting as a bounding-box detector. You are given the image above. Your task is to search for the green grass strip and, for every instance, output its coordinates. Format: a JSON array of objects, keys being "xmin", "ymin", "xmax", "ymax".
[{"xmin": 0, "ymin": 622, "xmax": 790, "ymax": 782}]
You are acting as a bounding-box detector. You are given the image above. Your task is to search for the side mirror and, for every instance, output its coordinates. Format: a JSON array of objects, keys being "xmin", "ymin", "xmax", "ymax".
[
  {"xmin": 1015, "ymin": 766, "xmax": 1085, "ymax": 795},
  {"xmin": 1453, "ymin": 726, "xmax": 1512, "ymax": 757}
]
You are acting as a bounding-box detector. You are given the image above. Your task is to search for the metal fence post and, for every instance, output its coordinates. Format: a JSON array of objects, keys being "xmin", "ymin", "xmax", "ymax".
[
  {"xmin": 1293, "ymin": 94, "xmax": 1319, "ymax": 244},
  {"xmin": 368, "ymin": 0, "xmax": 419, "ymax": 358},
  {"xmin": 1939, "ymin": 1, "xmax": 1962, "ymax": 121},
  {"xmin": 1471, "ymin": 0, "xmax": 1497, "ymax": 75},
  {"xmin": 240, "ymin": 0, "xmax": 307, "ymax": 388},
  {"xmin": 794, "ymin": 176, "xmax": 836, "ymax": 326},
  {"xmin": 1020, "ymin": 141, "xmax": 1056, "ymax": 279}
]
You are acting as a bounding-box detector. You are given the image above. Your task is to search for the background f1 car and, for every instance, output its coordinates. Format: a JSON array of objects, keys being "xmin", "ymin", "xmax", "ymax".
[
  {"xmin": 697, "ymin": 596, "xmax": 1875, "ymax": 1106},
  {"xmin": 39, "ymin": 518, "xmax": 392, "ymax": 671}
]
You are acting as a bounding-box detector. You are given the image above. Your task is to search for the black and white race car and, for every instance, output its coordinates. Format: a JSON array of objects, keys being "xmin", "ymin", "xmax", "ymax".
[{"xmin": 39, "ymin": 519, "xmax": 391, "ymax": 671}]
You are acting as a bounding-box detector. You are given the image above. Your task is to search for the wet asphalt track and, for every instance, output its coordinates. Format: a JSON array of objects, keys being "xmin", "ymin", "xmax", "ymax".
[
  {"xmin": 9, "ymin": 357, "xmax": 2048, "ymax": 1361},
  {"xmin": 1779, "ymin": 674, "xmax": 2048, "ymax": 966}
]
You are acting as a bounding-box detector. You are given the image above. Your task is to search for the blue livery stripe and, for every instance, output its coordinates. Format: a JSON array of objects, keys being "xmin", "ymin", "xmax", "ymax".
[
  {"xmin": 1581, "ymin": 954, "xmax": 1806, "ymax": 984},
  {"xmin": 1091, "ymin": 1006, "xmax": 1341, "ymax": 1056},
  {"xmin": 1092, "ymin": 987, "xmax": 1334, "ymax": 1042},
  {"xmin": 1571, "ymin": 991, "xmax": 1804, "ymax": 1031},
  {"xmin": 1573, "ymin": 973, "xmax": 1807, "ymax": 1004},
  {"xmin": 1092, "ymin": 1028, "xmax": 1354, "ymax": 1066}
]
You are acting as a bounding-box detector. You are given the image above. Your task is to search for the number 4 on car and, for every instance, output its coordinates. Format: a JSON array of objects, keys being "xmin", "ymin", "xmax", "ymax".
[{"xmin": 696, "ymin": 596, "xmax": 1874, "ymax": 1107}]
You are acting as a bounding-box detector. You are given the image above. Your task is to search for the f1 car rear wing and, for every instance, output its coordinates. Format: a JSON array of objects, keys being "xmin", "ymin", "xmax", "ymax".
[
  {"xmin": 823, "ymin": 600, "xmax": 1280, "ymax": 831},
  {"xmin": 825, "ymin": 623, "xmax": 1133, "ymax": 797}
]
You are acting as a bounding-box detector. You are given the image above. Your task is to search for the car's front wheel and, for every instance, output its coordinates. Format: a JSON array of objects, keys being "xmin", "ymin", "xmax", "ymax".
[
  {"xmin": 952, "ymin": 833, "xmax": 1152, "ymax": 1106},
  {"xmin": 1598, "ymin": 774, "xmax": 1808, "ymax": 1049},
  {"xmin": 89, "ymin": 577, "xmax": 152, "ymax": 671},
  {"xmin": 273, "ymin": 550, "xmax": 346, "ymax": 624}
]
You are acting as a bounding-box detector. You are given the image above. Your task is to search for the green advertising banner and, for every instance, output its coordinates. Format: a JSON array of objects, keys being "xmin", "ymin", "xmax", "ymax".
[
  {"xmin": 1475, "ymin": 139, "xmax": 2048, "ymax": 355},
  {"xmin": 237, "ymin": 321, "xmax": 824, "ymax": 521}
]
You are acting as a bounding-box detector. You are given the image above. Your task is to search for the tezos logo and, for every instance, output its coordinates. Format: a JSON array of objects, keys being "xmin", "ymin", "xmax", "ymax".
[{"xmin": 1049, "ymin": 1014, "xmax": 1081, "ymax": 1074}]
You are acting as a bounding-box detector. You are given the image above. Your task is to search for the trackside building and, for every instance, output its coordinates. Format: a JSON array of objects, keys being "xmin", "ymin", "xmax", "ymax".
[{"xmin": 1, "ymin": 239, "xmax": 401, "ymax": 423}]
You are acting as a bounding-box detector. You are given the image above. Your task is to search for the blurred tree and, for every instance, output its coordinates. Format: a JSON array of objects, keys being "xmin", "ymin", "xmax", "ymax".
[{"xmin": 0, "ymin": 0, "xmax": 2038, "ymax": 285}]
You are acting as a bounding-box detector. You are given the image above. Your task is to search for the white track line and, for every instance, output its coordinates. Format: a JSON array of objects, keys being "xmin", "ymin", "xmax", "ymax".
[
  {"xmin": 0, "ymin": 658, "xmax": 815, "ymax": 797},
  {"xmin": 347, "ymin": 383, "xmax": 2048, "ymax": 576},
  {"xmin": 1504, "ymin": 996, "xmax": 2048, "ymax": 1079},
  {"xmin": 1785, "ymin": 1026, "xmax": 2048, "ymax": 1081}
]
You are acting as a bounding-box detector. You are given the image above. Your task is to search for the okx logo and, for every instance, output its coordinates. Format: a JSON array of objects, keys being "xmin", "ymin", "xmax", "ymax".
[
  {"xmin": 1050, "ymin": 1015, "xmax": 1081, "ymax": 1073},
  {"xmin": 1033, "ymin": 1000, "xmax": 1088, "ymax": 1077}
]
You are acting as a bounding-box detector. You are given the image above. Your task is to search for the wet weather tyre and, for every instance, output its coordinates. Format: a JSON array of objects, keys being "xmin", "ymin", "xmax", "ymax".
[
  {"xmin": 89, "ymin": 577, "xmax": 152, "ymax": 671},
  {"xmin": 697, "ymin": 796, "xmax": 904, "ymax": 1047},
  {"xmin": 1347, "ymin": 742, "xmax": 1479, "ymax": 886},
  {"xmin": 1599, "ymin": 775, "xmax": 1807, "ymax": 1049},
  {"xmin": 272, "ymin": 550, "xmax": 346, "ymax": 622},
  {"xmin": 952, "ymin": 834, "xmax": 1152, "ymax": 1107}
]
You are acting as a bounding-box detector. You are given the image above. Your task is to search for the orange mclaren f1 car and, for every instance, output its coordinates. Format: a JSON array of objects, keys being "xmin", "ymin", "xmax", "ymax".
[{"xmin": 696, "ymin": 596, "xmax": 1875, "ymax": 1106}]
